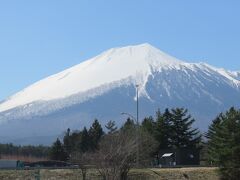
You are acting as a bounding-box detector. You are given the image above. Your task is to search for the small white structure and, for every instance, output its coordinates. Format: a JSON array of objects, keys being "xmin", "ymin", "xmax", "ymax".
[
  {"xmin": 160, "ymin": 153, "xmax": 176, "ymax": 166},
  {"xmin": 161, "ymin": 153, "xmax": 173, "ymax": 158}
]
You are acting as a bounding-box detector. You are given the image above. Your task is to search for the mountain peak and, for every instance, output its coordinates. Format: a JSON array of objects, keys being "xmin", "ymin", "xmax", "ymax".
[
  {"xmin": 1, "ymin": 44, "xmax": 240, "ymax": 145},
  {"xmin": 98, "ymin": 43, "xmax": 183, "ymax": 66},
  {"xmin": 132, "ymin": 42, "xmax": 157, "ymax": 49},
  {"xmin": 0, "ymin": 44, "xmax": 200, "ymax": 113}
]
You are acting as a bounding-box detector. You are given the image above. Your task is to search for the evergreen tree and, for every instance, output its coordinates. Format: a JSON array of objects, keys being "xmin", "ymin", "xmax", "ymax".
[
  {"xmin": 141, "ymin": 116, "xmax": 155, "ymax": 136},
  {"xmin": 70, "ymin": 131, "xmax": 82, "ymax": 152},
  {"xmin": 88, "ymin": 119, "xmax": 104, "ymax": 151},
  {"xmin": 121, "ymin": 118, "xmax": 135, "ymax": 131},
  {"xmin": 79, "ymin": 127, "xmax": 91, "ymax": 152},
  {"xmin": 63, "ymin": 128, "xmax": 72, "ymax": 155},
  {"xmin": 154, "ymin": 109, "xmax": 172, "ymax": 149},
  {"xmin": 205, "ymin": 114, "xmax": 223, "ymax": 165},
  {"xmin": 49, "ymin": 138, "xmax": 68, "ymax": 161},
  {"xmin": 169, "ymin": 108, "xmax": 201, "ymax": 148},
  {"xmin": 105, "ymin": 120, "xmax": 118, "ymax": 134},
  {"xmin": 207, "ymin": 107, "xmax": 240, "ymax": 179}
]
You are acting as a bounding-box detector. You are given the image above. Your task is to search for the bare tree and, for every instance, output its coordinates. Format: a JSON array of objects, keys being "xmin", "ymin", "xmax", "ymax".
[
  {"xmin": 70, "ymin": 152, "xmax": 90, "ymax": 180},
  {"xmin": 91, "ymin": 129, "xmax": 158, "ymax": 180}
]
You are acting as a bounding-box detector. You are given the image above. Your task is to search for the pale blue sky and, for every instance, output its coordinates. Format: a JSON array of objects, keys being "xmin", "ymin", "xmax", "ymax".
[{"xmin": 0, "ymin": 0, "xmax": 240, "ymax": 100}]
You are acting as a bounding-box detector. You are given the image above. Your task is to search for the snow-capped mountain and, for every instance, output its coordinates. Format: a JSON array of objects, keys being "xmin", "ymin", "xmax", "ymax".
[{"xmin": 0, "ymin": 43, "xmax": 240, "ymax": 145}]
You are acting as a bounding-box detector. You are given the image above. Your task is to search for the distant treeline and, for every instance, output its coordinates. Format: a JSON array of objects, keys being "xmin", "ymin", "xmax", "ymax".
[{"xmin": 0, "ymin": 143, "xmax": 50, "ymax": 158}]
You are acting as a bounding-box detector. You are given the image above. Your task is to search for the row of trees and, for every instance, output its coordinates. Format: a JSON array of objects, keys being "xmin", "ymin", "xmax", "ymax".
[
  {"xmin": 49, "ymin": 107, "xmax": 202, "ymax": 179},
  {"xmin": 49, "ymin": 119, "xmax": 104, "ymax": 161},
  {"xmin": 50, "ymin": 118, "xmax": 157, "ymax": 179},
  {"xmin": 141, "ymin": 108, "xmax": 201, "ymax": 150},
  {"xmin": 50, "ymin": 108, "xmax": 202, "ymax": 161},
  {"xmin": 0, "ymin": 143, "xmax": 50, "ymax": 158}
]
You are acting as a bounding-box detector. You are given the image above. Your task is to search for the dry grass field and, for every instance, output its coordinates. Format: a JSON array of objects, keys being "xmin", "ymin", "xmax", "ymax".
[
  {"xmin": 145, "ymin": 167, "xmax": 219, "ymax": 180},
  {"xmin": 0, "ymin": 167, "xmax": 219, "ymax": 180}
]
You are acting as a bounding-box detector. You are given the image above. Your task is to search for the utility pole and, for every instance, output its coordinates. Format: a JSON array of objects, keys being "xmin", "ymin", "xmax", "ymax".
[
  {"xmin": 121, "ymin": 84, "xmax": 140, "ymax": 168},
  {"xmin": 136, "ymin": 84, "xmax": 139, "ymax": 168},
  {"xmin": 136, "ymin": 84, "xmax": 139, "ymax": 125}
]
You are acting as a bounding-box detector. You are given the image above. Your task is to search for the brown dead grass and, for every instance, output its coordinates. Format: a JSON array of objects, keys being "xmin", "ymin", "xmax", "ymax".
[
  {"xmin": 146, "ymin": 167, "xmax": 219, "ymax": 180},
  {"xmin": 0, "ymin": 167, "xmax": 219, "ymax": 180}
]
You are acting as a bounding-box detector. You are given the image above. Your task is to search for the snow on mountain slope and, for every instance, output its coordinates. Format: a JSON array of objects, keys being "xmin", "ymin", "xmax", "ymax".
[
  {"xmin": 1, "ymin": 43, "xmax": 239, "ymax": 114},
  {"xmin": 229, "ymin": 71, "xmax": 240, "ymax": 80},
  {"xmin": 0, "ymin": 43, "xmax": 182, "ymax": 113},
  {"xmin": 0, "ymin": 43, "xmax": 240, "ymax": 145}
]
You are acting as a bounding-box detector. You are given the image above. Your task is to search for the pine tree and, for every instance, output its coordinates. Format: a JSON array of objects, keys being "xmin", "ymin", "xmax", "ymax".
[
  {"xmin": 206, "ymin": 114, "xmax": 223, "ymax": 165},
  {"xmin": 141, "ymin": 116, "xmax": 155, "ymax": 136},
  {"xmin": 69, "ymin": 131, "xmax": 82, "ymax": 152},
  {"xmin": 154, "ymin": 109, "xmax": 172, "ymax": 149},
  {"xmin": 207, "ymin": 107, "xmax": 240, "ymax": 179},
  {"xmin": 63, "ymin": 128, "xmax": 72, "ymax": 155},
  {"xmin": 121, "ymin": 118, "xmax": 135, "ymax": 131},
  {"xmin": 88, "ymin": 119, "xmax": 104, "ymax": 151},
  {"xmin": 79, "ymin": 127, "xmax": 91, "ymax": 153},
  {"xmin": 169, "ymin": 108, "xmax": 201, "ymax": 148},
  {"xmin": 49, "ymin": 138, "xmax": 68, "ymax": 161},
  {"xmin": 105, "ymin": 120, "xmax": 118, "ymax": 134}
]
